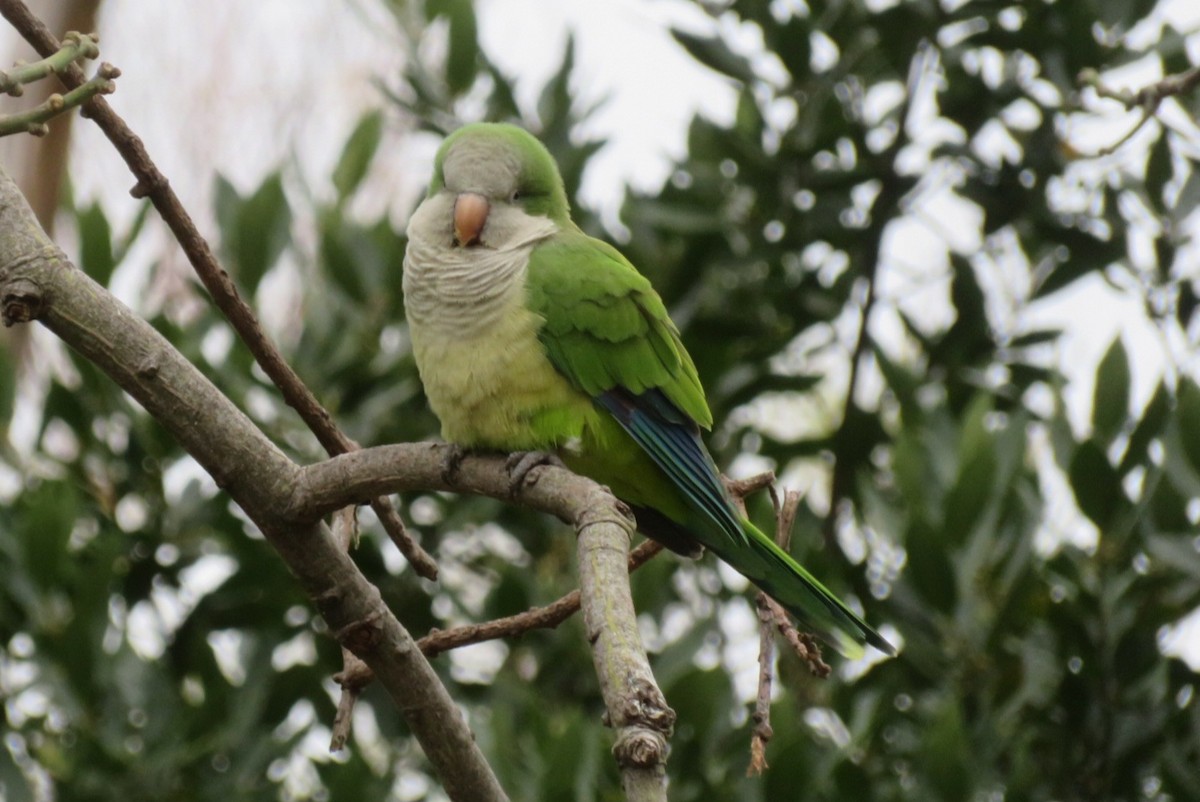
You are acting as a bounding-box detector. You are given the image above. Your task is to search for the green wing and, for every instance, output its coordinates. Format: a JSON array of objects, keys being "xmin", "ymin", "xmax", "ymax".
[
  {"xmin": 526, "ymin": 231, "xmax": 711, "ymax": 430},
  {"xmin": 526, "ymin": 229, "xmax": 894, "ymax": 658},
  {"xmin": 527, "ymin": 230, "xmax": 750, "ymax": 550}
]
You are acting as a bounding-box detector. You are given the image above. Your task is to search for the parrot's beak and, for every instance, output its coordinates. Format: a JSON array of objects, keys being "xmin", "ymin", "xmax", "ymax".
[{"xmin": 453, "ymin": 192, "xmax": 489, "ymax": 247}]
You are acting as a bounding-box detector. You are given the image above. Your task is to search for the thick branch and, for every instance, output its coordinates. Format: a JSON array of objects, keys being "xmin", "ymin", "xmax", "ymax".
[
  {"xmin": 1, "ymin": 163, "xmax": 674, "ymax": 797},
  {"xmin": 291, "ymin": 445, "xmax": 675, "ymax": 795},
  {"xmin": 0, "ymin": 0, "xmax": 435, "ymax": 580},
  {"xmin": 576, "ymin": 499, "xmax": 673, "ymax": 800},
  {"xmin": 332, "ymin": 536, "xmax": 666, "ymax": 742},
  {"xmin": 0, "ymin": 166, "xmax": 506, "ymax": 802}
]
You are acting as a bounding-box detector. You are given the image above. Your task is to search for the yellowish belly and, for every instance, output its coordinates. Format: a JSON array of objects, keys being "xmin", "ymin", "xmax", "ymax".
[{"xmin": 411, "ymin": 304, "xmax": 592, "ymax": 450}]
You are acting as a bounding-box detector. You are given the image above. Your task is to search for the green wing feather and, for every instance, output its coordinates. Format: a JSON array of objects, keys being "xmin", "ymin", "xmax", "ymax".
[
  {"xmin": 526, "ymin": 229, "xmax": 894, "ymax": 658},
  {"xmin": 528, "ymin": 231, "xmax": 711, "ymax": 429}
]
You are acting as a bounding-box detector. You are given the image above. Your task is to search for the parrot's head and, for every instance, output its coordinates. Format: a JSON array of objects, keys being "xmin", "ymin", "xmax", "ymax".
[{"xmin": 417, "ymin": 123, "xmax": 571, "ymax": 251}]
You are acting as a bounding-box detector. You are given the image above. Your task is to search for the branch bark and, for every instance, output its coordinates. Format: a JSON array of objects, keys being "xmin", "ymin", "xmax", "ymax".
[
  {"xmin": 0, "ymin": 162, "xmax": 673, "ymax": 798},
  {"xmin": 291, "ymin": 447, "xmax": 677, "ymax": 797},
  {"xmin": 0, "ymin": 166, "xmax": 507, "ymax": 802},
  {"xmin": 0, "ymin": 0, "xmax": 437, "ymax": 581},
  {"xmin": 577, "ymin": 499, "xmax": 674, "ymax": 800}
]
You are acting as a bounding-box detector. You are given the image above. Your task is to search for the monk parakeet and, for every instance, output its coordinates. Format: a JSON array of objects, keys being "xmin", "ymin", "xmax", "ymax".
[{"xmin": 403, "ymin": 123, "xmax": 893, "ymax": 658}]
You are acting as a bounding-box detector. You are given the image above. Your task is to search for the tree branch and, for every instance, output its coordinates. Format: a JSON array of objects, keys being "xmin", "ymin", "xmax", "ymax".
[
  {"xmin": 823, "ymin": 40, "xmax": 923, "ymax": 547},
  {"xmin": 0, "ymin": 3, "xmax": 436, "ymax": 748},
  {"xmin": 0, "ymin": 0, "xmax": 436, "ymax": 581},
  {"xmin": 748, "ymin": 592, "xmax": 776, "ymax": 775},
  {"xmin": 0, "ymin": 166, "xmax": 506, "ymax": 802},
  {"xmin": 725, "ymin": 478, "xmax": 827, "ymax": 775},
  {"xmin": 1077, "ymin": 65, "xmax": 1200, "ymax": 156},
  {"xmin": 0, "ymin": 31, "xmax": 117, "ymax": 138},
  {"xmin": 420, "ymin": 539, "xmax": 664, "ymax": 658},
  {"xmin": 0, "ymin": 29, "xmax": 97, "ymax": 95},
  {"xmin": 331, "ymin": 537, "xmax": 666, "ymax": 754},
  {"xmin": 1, "ymin": 162, "xmax": 675, "ymax": 797},
  {"xmin": 577, "ymin": 498, "xmax": 673, "ymax": 800}
]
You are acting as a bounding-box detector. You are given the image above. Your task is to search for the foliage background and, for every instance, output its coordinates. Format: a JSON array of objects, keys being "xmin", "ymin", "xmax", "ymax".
[{"xmin": 3, "ymin": 0, "xmax": 1200, "ymax": 800}]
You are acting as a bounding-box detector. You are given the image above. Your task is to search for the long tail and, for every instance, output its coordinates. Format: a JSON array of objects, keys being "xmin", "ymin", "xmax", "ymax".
[
  {"xmin": 708, "ymin": 519, "xmax": 895, "ymax": 659},
  {"xmin": 598, "ymin": 389, "xmax": 894, "ymax": 658}
]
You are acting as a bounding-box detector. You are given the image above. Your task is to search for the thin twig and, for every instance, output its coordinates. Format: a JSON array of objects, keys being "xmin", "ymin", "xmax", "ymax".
[
  {"xmin": 727, "ymin": 478, "xmax": 830, "ymax": 773},
  {"xmin": 0, "ymin": 29, "xmax": 96, "ymax": 96},
  {"xmin": 0, "ymin": 4, "xmax": 438, "ymax": 753},
  {"xmin": 331, "ymin": 505, "xmax": 359, "ymax": 551},
  {"xmin": 725, "ymin": 474, "xmax": 831, "ymax": 770},
  {"xmin": 328, "ymin": 538, "xmax": 666, "ymax": 725},
  {"xmin": 1077, "ymin": 65, "xmax": 1200, "ymax": 156},
  {"xmin": 0, "ymin": 167, "xmax": 509, "ymax": 802},
  {"xmin": 725, "ymin": 471, "xmax": 776, "ymax": 500},
  {"xmin": 748, "ymin": 592, "xmax": 776, "ymax": 775},
  {"xmin": 0, "ymin": 0, "xmax": 437, "ymax": 582},
  {"xmin": 767, "ymin": 596, "xmax": 830, "ymax": 678},
  {"xmin": 421, "ymin": 539, "xmax": 664, "ymax": 656},
  {"xmin": 766, "ymin": 482, "xmax": 832, "ymax": 676},
  {"xmin": 748, "ymin": 486, "xmax": 804, "ymax": 774},
  {"xmin": 0, "ymin": 62, "xmax": 117, "ymax": 137},
  {"xmin": 822, "ymin": 42, "xmax": 923, "ymax": 548},
  {"xmin": 329, "ymin": 650, "xmax": 370, "ymax": 751},
  {"xmin": 0, "ymin": 32, "xmax": 115, "ymax": 138}
]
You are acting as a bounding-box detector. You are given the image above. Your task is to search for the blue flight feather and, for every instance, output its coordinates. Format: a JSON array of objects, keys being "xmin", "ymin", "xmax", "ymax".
[{"xmin": 595, "ymin": 389, "xmax": 749, "ymax": 548}]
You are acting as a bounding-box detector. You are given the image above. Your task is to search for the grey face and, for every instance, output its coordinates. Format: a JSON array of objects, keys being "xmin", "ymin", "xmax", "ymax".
[{"xmin": 442, "ymin": 137, "xmax": 522, "ymax": 201}]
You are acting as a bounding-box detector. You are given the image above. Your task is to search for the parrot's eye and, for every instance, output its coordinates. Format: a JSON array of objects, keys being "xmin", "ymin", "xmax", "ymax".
[{"xmin": 509, "ymin": 190, "xmax": 521, "ymax": 202}]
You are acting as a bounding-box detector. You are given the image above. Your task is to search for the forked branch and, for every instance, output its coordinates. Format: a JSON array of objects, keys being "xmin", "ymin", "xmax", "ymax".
[{"xmin": 0, "ymin": 31, "xmax": 116, "ymax": 136}]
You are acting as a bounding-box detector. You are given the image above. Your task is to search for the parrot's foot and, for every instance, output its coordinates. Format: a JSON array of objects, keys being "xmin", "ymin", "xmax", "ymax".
[
  {"xmin": 505, "ymin": 450, "xmax": 565, "ymax": 496},
  {"xmin": 440, "ymin": 444, "xmax": 469, "ymax": 486}
]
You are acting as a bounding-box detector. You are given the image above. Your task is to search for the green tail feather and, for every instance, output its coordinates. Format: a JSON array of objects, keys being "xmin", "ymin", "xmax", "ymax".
[
  {"xmin": 589, "ymin": 388, "xmax": 892, "ymax": 658},
  {"xmin": 704, "ymin": 518, "xmax": 896, "ymax": 659}
]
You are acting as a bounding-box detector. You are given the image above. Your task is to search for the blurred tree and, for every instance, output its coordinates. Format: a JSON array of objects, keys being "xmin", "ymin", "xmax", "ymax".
[
  {"xmin": 0, "ymin": 0, "xmax": 102, "ymax": 375},
  {"xmin": 2, "ymin": 0, "xmax": 1200, "ymax": 800}
]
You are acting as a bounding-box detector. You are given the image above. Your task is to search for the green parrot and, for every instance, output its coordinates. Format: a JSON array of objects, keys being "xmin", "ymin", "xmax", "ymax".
[{"xmin": 403, "ymin": 122, "xmax": 894, "ymax": 659}]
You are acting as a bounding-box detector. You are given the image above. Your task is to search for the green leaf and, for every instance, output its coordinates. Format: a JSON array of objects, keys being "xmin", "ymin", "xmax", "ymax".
[
  {"xmin": 671, "ymin": 29, "xmax": 757, "ymax": 84},
  {"xmin": 1092, "ymin": 337, "xmax": 1129, "ymax": 444},
  {"xmin": 538, "ymin": 35, "xmax": 577, "ymax": 143},
  {"xmin": 1144, "ymin": 533, "xmax": 1200, "ymax": 581},
  {"xmin": 1148, "ymin": 473, "xmax": 1191, "ymax": 531},
  {"xmin": 18, "ymin": 480, "xmax": 78, "ymax": 589},
  {"xmin": 1094, "ymin": 0, "xmax": 1158, "ymax": 29},
  {"xmin": 214, "ymin": 172, "xmax": 291, "ymax": 296},
  {"xmin": 1008, "ymin": 329, "xmax": 1063, "ymax": 348},
  {"xmin": 76, "ymin": 202, "xmax": 116, "ymax": 287},
  {"xmin": 1144, "ymin": 138, "xmax": 1172, "ymax": 214},
  {"xmin": 333, "ymin": 111, "xmax": 384, "ymax": 200},
  {"xmin": 921, "ymin": 699, "xmax": 972, "ymax": 800},
  {"xmin": 943, "ymin": 394, "xmax": 998, "ymax": 542},
  {"xmin": 906, "ymin": 519, "xmax": 957, "ymax": 613},
  {"xmin": 773, "ymin": 16, "xmax": 812, "ymax": 81},
  {"xmin": 0, "ymin": 742, "xmax": 35, "ymax": 802},
  {"xmin": 113, "ymin": 199, "xmax": 153, "ymax": 264},
  {"xmin": 427, "ymin": 0, "xmax": 478, "ymax": 95},
  {"xmin": 1068, "ymin": 438, "xmax": 1124, "ymax": 528},
  {"xmin": 1175, "ymin": 378, "xmax": 1200, "ymax": 475},
  {"xmin": 1118, "ymin": 381, "xmax": 1169, "ymax": 474},
  {"xmin": 1174, "ymin": 166, "xmax": 1200, "ymax": 230}
]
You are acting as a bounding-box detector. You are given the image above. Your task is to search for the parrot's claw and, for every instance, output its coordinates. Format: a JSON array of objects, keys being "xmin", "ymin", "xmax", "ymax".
[
  {"xmin": 505, "ymin": 450, "xmax": 565, "ymax": 495},
  {"xmin": 440, "ymin": 444, "xmax": 469, "ymax": 486}
]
